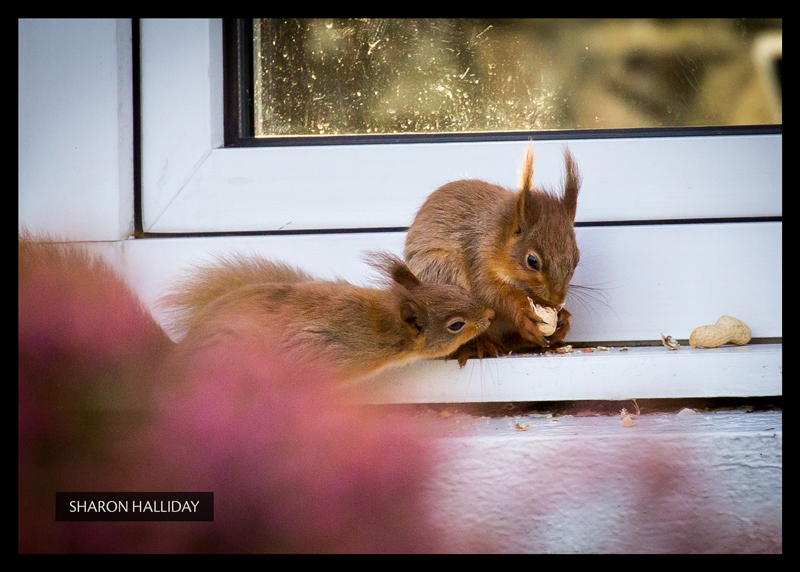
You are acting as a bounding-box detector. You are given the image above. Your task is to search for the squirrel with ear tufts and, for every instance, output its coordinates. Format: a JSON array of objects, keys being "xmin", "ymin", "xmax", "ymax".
[
  {"xmin": 161, "ymin": 252, "xmax": 494, "ymax": 383},
  {"xmin": 404, "ymin": 146, "xmax": 581, "ymax": 365}
]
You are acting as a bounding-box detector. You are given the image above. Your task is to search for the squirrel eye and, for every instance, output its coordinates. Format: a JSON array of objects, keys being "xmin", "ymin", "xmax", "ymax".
[
  {"xmin": 446, "ymin": 319, "xmax": 466, "ymax": 333},
  {"xmin": 526, "ymin": 253, "xmax": 540, "ymax": 271}
]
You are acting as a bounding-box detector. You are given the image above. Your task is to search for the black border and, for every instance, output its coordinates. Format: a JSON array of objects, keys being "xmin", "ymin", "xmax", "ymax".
[
  {"xmin": 140, "ymin": 217, "xmax": 783, "ymax": 240},
  {"xmin": 226, "ymin": 124, "xmax": 783, "ymax": 148},
  {"xmin": 132, "ymin": 18, "xmax": 143, "ymax": 236},
  {"xmin": 224, "ymin": 18, "xmax": 254, "ymax": 145}
]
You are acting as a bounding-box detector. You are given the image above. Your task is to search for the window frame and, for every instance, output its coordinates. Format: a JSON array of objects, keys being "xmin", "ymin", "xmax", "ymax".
[{"xmin": 137, "ymin": 18, "xmax": 780, "ymax": 237}]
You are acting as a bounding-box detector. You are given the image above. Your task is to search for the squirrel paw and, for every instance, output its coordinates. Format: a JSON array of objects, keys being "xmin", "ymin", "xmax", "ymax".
[
  {"xmin": 516, "ymin": 307, "xmax": 551, "ymax": 348},
  {"xmin": 452, "ymin": 336, "xmax": 505, "ymax": 367},
  {"xmin": 547, "ymin": 307, "xmax": 572, "ymax": 346}
]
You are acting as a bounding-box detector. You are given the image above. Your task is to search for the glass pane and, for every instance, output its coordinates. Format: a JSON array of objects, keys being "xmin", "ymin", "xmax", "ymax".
[{"xmin": 253, "ymin": 18, "xmax": 782, "ymax": 138}]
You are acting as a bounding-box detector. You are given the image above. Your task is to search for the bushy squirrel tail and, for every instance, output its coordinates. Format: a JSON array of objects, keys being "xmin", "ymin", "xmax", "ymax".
[{"xmin": 159, "ymin": 254, "xmax": 315, "ymax": 339}]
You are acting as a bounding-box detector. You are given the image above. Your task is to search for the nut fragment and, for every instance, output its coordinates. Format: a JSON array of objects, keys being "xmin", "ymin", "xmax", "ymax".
[
  {"xmin": 689, "ymin": 315, "xmax": 751, "ymax": 348},
  {"xmin": 527, "ymin": 298, "xmax": 558, "ymax": 336},
  {"xmin": 619, "ymin": 400, "xmax": 641, "ymax": 428},
  {"xmin": 661, "ymin": 333, "xmax": 681, "ymax": 350}
]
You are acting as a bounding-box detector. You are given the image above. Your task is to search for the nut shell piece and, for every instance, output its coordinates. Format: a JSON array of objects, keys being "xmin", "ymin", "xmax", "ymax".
[
  {"xmin": 689, "ymin": 315, "xmax": 752, "ymax": 348},
  {"xmin": 661, "ymin": 333, "xmax": 681, "ymax": 350},
  {"xmin": 527, "ymin": 298, "xmax": 558, "ymax": 336}
]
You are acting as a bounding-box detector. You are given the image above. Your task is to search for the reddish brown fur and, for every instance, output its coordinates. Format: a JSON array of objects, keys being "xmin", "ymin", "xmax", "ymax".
[
  {"xmin": 161, "ymin": 255, "xmax": 322, "ymax": 339},
  {"xmin": 404, "ymin": 147, "xmax": 581, "ymax": 364},
  {"xmin": 163, "ymin": 253, "xmax": 494, "ymax": 382}
]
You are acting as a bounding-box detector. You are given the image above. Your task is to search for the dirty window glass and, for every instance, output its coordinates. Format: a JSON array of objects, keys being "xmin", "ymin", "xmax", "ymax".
[{"xmin": 253, "ymin": 18, "xmax": 781, "ymax": 138}]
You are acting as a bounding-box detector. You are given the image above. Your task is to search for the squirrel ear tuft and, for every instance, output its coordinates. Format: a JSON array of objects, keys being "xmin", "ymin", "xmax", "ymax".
[
  {"xmin": 515, "ymin": 187, "xmax": 540, "ymax": 232},
  {"xmin": 400, "ymin": 301, "xmax": 423, "ymax": 335},
  {"xmin": 561, "ymin": 148, "xmax": 581, "ymax": 222},
  {"xmin": 391, "ymin": 261, "xmax": 423, "ymax": 290},
  {"xmin": 519, "ymin": 144, "xmax": 534, "ymax": 193},
  {"xmin": 515, "ymin": 144, "xmax": 539, "ymax": 231},
  {"xmin": 365, "ymin": 251, "xmax": 422, "ymax": 290}
]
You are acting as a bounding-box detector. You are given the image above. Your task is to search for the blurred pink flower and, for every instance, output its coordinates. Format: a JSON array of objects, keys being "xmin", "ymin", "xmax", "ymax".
[{"xmin": 19, "ymin": 235, "xmax": 440, "ymax": 553}]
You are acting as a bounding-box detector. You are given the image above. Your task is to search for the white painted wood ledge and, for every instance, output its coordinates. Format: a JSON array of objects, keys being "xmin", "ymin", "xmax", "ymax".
[{"xmin": 349, "ymin": 344, "xmax": 782, "ymax": 404}]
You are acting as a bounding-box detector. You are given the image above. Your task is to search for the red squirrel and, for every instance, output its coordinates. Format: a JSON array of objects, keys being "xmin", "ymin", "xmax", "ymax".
[
  {"xmin": 404, "ymin": 146, "xmax": 581, "ymax": 365},
  {"xmin": 161, "ymin": 252, "xmax": 494, "ymax": 382}
]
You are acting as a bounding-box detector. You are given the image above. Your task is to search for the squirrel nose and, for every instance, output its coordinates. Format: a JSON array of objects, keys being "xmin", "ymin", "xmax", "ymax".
[{"xmin": 484, "ymin": 309, "xmax": 495, "ymax": 321}]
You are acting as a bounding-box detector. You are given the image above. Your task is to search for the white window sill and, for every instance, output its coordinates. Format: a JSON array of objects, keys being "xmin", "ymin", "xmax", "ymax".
[
  {"xmin": 350, "ymin": 344, "xmax": 783, "ymax": 404},
  {"xmin": 80, "ymin": 233, "xmax": 780, "ymax": 406}
]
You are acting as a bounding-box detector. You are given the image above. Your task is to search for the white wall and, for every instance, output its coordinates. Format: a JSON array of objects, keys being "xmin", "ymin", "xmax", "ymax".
[
  {"xmin": 18, "ymin": 18, "xmax": 134, "ymax": 241},
  {"xmin": 426, "ymin": 410, "xmax": 782, "ymax": 553}
]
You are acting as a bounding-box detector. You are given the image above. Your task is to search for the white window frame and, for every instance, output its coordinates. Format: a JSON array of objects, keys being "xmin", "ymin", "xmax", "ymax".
[{"xmin": 139, "ymin": 19, "xmax": 781, "ymax": 234}]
